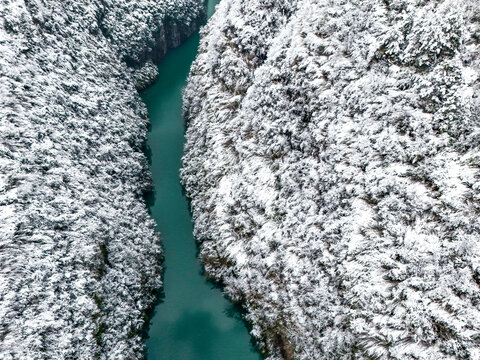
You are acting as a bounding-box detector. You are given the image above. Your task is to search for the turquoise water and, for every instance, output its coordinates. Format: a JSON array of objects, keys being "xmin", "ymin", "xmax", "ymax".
[{"xmin": 141, "ymin": 1, "xmax": 262, "ymax": 359}]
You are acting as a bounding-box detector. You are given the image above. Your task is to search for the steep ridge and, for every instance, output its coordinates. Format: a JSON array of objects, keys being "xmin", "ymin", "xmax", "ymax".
[
  {"xmin": 0, "ymin": 0, "xmax": 203, "ymax": 358},
  {"xmin": 182, "ymin": 0, "xmax": 480, "ymax": 359}
]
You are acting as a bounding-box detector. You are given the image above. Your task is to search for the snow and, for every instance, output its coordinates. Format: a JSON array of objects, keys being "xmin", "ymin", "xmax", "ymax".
[
  {"xmin": 0, "ymin": 0, "xmax": 204, "ymax": 358},
  {"xmin": 182, "ymin": 0, "xmax": 480, "ymax": 359}
]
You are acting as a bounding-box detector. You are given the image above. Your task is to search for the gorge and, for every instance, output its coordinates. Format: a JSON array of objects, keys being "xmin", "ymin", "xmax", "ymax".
[
  {"xmin": 1, "ymin": 0, "xmax": 480, "ymax": 359},
  {"xmin": 142, "ymin": 0, "xmax": 261, "ymax": 359},
  {"xmin": 0, "ymin": 0, "xmax": 207, "ymax": 358}
]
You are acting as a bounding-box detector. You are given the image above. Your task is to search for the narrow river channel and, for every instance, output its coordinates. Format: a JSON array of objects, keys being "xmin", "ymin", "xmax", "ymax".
[{"xmin": 141, "ymin": 1, "xmax": 262, "ymax": 359}]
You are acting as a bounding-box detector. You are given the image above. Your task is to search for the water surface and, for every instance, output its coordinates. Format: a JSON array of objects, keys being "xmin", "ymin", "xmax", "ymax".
[{"xmin": 142, "ymin": 2, "xmax": 262, "ymax": 359}]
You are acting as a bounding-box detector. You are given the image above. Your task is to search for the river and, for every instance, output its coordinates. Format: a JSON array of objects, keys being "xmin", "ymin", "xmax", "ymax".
[{"xmin": 141, "ymin": 1, "xmax": 262, "ymax": 359}]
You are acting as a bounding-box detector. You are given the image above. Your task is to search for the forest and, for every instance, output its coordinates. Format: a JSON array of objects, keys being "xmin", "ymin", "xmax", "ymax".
[
  {"xmin": 1, "ymin": 0, "xmax": 480, "ymax": 359},
  {"xmin": 0, "ymin": 0, "xmax": 204, "ymax": 358},
  {"xmin": 182, "ymin": 0, "xmax": 480, "ymax": 359}
]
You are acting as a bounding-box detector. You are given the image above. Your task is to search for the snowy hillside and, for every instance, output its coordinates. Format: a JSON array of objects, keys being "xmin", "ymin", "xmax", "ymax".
[
  {"xmin": 182, "ymin": 0, "xmax": 480, "ymax": 359},
  {"xmin": 0, "ymin": 0, "xmax": 203, "ymax": 358}
]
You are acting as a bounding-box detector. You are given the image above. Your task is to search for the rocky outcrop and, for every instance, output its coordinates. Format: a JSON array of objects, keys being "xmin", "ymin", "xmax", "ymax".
[
  {"xmin": 0, "ymin": 0, "xmax": 203, "ymax": 358},
  {"xmin": 182, "ymin": 1, "xmax": 480, "ymax": 359}
]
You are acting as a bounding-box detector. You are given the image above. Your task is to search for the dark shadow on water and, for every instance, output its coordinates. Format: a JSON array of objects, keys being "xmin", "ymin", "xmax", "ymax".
[
  {"xmin": 143, "ymin": 188, "xmax": 156, "ymax": 211},
  {"xmin": 224, "ymin": 303, "xmax": 244, "ymax": 322},
  {"xmin": 205, "ymin": 277, "xmax": 264, "ymax": 356},
  {"xmin": 143, "ymin": 142, "xmax": 153, "ymax": 166},
  {"xmin": 141, "ymin": 287, "xmax": 166, "ymax": 341}
]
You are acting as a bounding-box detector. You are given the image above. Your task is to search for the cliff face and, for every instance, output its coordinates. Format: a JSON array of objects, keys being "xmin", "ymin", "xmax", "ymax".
[
  {"xmin": 0, "ymin": 0, "xmax": 203, "ymax": 358},
  {"xmin": 182, "ymin": 1, "xmax": 480, "ymax": 359}
]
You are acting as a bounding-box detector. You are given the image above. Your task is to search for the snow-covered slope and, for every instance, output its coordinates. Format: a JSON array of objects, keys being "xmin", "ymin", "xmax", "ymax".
[
  {"xmin": 182, "ymin": 0, "xmax": 480, "ymax": 359},
  {"xmin": 0, "ymin": 0, "xmax": 203, "ymax": 358}
]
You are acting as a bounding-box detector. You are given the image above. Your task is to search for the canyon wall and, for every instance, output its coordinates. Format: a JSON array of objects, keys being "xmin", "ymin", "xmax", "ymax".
[
  {"xmin": 182, "ymin": 1, "xmax": 480, "ymax": 359},
  {"xmin": 0, "ymin": 0, "xmax": 203, "ymax": 358}
]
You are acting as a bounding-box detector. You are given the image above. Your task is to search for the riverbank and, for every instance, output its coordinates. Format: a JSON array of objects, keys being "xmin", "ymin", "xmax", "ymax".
[
  {"xmin": 141, "ymin": 1, "xmax": 262, "ymax": 359},
  {"xmin": 0, "ymin": 1, "xmax": 204, "ymax": 358},
  {"xmin": 182, "ymin": 0, "xmax": 480, "ymax": 359}
]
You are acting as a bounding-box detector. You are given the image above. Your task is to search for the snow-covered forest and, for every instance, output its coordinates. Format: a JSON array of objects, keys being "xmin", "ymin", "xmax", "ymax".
[
  {"xmin": 182, "ymin": 0, "xmax": 480, "ymax": 359},
  {"xmin": 0, "ymin": 0, "xmax": 203, "ymax": 358}
]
